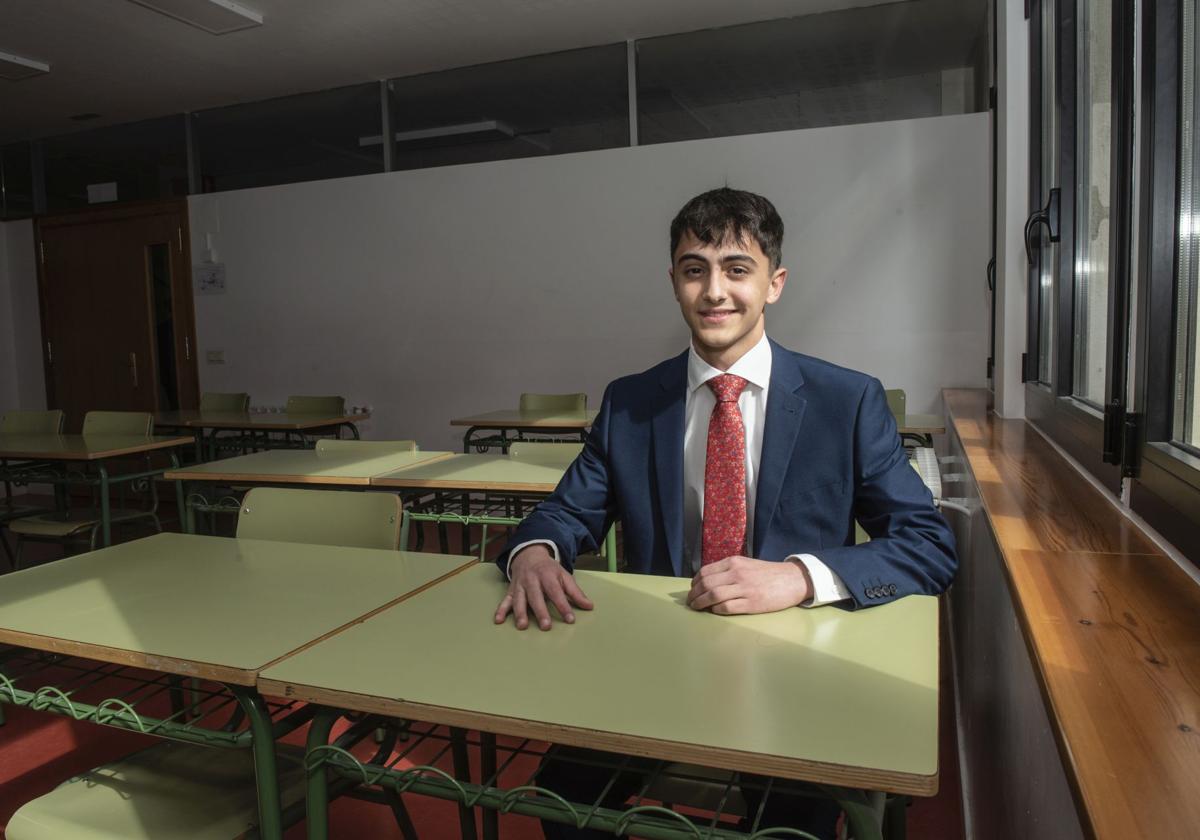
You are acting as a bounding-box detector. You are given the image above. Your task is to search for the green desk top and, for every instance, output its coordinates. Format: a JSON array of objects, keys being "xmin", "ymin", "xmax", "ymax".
[
  {"xmin": 450, "ymin": 409, "xmax": 598, "ymax": 429},
  {"xmin": 164, "ymin": 448, "xmax": 454, "ymax": 485},
  {"xmin": 370, "ymin": 453, "xmax": 567, "ymax": 493},
  {"xmin": 897, "ymin": 414, "xmax": 945, "ymax": 435},
  {"xmin": 260, "ymin": 565, "xmax": 939, "ymax": 794},
  {"xmin": 0, "ymin": 434, "xmax": 193, "ymax": 461},
  {"xmin": 0, "ymin": 532, "xmax": 472, "ymax": 685},
  {"xmin": 154, "ymin": 411, "xmax": 370, "ymax": 431}
]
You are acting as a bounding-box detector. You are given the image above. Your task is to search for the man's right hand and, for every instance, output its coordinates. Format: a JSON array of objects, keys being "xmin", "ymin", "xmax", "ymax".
[{"xmin": 494, "ymin": 545, "xmax": 594, "ymax": 630}]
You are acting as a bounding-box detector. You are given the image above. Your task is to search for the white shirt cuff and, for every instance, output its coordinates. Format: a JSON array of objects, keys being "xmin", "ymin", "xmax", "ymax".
[
  {"xmin": 506, "ymin": 539, "xmax": 561, "ymax": 580},
  {"xmin": 787, "ymin": 553, "xmax": 852, "ymax": 607}
]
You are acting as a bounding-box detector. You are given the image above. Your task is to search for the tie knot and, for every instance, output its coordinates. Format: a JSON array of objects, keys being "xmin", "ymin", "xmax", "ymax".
[{"xmin": 708, "ymin": 374, "xmax": 748, "ymax": 403}]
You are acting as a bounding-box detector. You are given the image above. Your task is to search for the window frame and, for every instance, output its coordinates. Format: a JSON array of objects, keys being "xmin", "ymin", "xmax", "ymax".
[
  {"xmin": 1130, "ymin": 0, "xmax": 1200, "ymax": 564},
  {"xmin": 1025, "ymin": 0, "xmax": 1134, "ymax": 495}
]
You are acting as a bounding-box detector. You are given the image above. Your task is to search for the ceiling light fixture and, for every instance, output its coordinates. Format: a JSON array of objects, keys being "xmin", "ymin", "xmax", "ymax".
[
  {"xmin": 359, "ymin": 121, "xmax": 516, "ymax": 146},
  {"xmin": 126, "ymin": 0, "xmax": 263, "ymax": 35},
  {"xmin": 0, "ymin": 50, "xmax": 50, "ymax": 81}
]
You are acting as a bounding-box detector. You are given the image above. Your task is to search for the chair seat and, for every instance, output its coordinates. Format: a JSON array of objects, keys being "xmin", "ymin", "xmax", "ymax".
[
  {"xmin": 7, "ymin": 741, "xmax": 308, "ymax": 840},
  {"xmin": 8, "ymin": 508, "xmax": 148, "ymax": 538}
]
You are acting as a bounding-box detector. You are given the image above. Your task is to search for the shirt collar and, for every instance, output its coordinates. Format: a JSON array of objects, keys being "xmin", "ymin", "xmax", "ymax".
[{"xmin": 687, "ymin": 333, "xmax": 772, "ymax": 394}]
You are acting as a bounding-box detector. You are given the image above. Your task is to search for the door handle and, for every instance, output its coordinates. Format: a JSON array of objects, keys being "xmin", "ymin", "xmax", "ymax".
[
  {"xmin": 1024, "ymin": 187, "xmax": 1061, "ymax": 266},
  {"xmin": 130, "ymin": 352, "xmax": 138, "ymax": 388},
  {"xmin": 986, "ymin": 257, "xmax": 996, "ymax": 291}
]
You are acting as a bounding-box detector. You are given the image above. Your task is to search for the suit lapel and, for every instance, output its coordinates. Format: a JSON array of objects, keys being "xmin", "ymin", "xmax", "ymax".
[
  {"xmin": 753, "ymin": 342, "xmax": 807, "ymax": 556},
  {"xmin": 652, "ymin": 351, "xmax": 688, "ymax": 576}
]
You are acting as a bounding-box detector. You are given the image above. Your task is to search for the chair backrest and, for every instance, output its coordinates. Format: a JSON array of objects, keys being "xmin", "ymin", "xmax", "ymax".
[
  {"xmin": 1, "ymin": 409, "xmax": 65, "ymax": 434},
  {"xmin": 884, "ymin": 389, "xmax": 906, "ymax": 421},
  {"xmin": 315, "ymin": 439, "xmax": 418, "ymax": 455},
  {"xmin": 508, "ymin": 442, "xmax": 584, "ymax": 465},
  {"xmin": 518, "ymin": 392, "xmax": 587, "ymax": 413},
  {"xmin": 236, "ymin": 487, "xmax": 402, "ymax": 550},
  {"xmin": 285, "ymin": 395, "xmax": 345, "ymax": 415},
  {"xmin": 82, "ymin": 411, "xmax": 153, "ymax": 436},
  {"xmin": 199, "ymin": 392, "xmax": 250, "ymax": 412}
]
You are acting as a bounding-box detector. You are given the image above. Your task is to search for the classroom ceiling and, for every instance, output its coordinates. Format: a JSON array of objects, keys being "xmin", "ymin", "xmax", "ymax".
[{"xmin": 0, "ymin": 0, "xmax": 930, "ymax": 144}]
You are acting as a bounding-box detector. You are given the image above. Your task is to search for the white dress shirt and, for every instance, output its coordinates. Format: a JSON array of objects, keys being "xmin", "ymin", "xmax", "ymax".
[
  {"xmin": 511, "ymin": 333, "xmax": 850, "ymax": 607},
  {"xmin": 683, "ymin": 334, "xmax": 849, "ymax": 607}
]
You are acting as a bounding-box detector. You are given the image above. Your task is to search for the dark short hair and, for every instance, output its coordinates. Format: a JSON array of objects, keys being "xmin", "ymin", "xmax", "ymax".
[{"xmin": 669, "ymin": 188, "xmax": 784, "ymax": 269}]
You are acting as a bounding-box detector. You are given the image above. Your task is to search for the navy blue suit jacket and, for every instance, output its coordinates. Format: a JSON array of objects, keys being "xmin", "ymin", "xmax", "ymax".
[{"xmin": 499, "ymin": 340, "xmax": 956, "ymax": 608}]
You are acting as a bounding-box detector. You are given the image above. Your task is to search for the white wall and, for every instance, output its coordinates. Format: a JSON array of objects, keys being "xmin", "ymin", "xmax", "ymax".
[
  {"xmin": 0, "ymin": 220, "xmax": 43, "ymax": 416},
  {"xmin": 190, "ymin": 113, "xmax": 989, "ymax": 450}
]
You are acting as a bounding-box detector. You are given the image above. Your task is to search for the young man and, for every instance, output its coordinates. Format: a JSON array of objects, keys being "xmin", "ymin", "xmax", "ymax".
[{"xmin": 492, "ymin": 188, "xmax": 957, "ymax": 838}]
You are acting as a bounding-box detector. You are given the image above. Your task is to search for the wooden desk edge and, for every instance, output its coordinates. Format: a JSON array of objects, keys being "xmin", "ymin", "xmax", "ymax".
[
  {"xmin": 251, "ymin": 679, "xmax": 938, "ymax": 797},
  {"xmin": 368, "ymin": 477, "xmax": 559, "ymax": 493},
  {"xmin": 0, "ymin": 627, "xmax": 258, "ymax": 686},
  {"xmin": 163, "ymin": 470, "xmax": 373, "ymax": 485},
  {"xmin": 0, "ymin": 436, "xmax": 193, "ymax": 461}
]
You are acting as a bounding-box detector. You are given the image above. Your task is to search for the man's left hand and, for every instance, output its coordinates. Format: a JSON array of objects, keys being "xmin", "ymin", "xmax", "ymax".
[{"xmin": 686, "ymin": 556, "xmax": 813, "ymax": 615}]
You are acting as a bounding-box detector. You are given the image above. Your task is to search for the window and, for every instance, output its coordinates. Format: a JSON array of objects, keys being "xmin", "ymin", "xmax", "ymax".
[
  {"xmin": 1024, "ymin": 0, "xmax": 1133, "ymax": 492},
  {"xmin": 636, "ymin": 1, "xmax": 988, "ymax": 146},
  {"xmin": 1129, "ymin": 0, "xmax": 1200, "ymax": 565},
  {"xmin": 41, "ymin": 116, "xmax": 187, "ymax": 211},
  {"xmin": 1073, "ymin": 0, "xmax": 1113, "ymax": 405},
  {"xmin": 1176, "ymin": 0, "xmax": 1200, "ymax": 449},
  {"xmin": 387, "ymin": 44, "xmax": 627, "ymax": 172},
  {"xmin": 194, "ymin": 83, "xmax": 382, "ymax": 192}
]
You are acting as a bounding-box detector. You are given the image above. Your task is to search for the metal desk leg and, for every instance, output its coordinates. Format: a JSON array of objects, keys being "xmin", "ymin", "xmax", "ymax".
[
  {"xmin": 233, "ymin": 685, "xmax": 285, "ymax": 840},
  {"xmin": 347, "ymin": 422, "xmax": 361, "ymax": 440},
  {"xmin": 170, "ymin": 452, "xmax": 186, "ymax": 532},
  {"xmin": 449, "ymin": 727, "xmax": 479, "ymax": 840},
  {"xmin": 304, "ymin": 707, "xmax": 341, "ymax": 840},
  {"xmin": 98, "ymin": 463, "xmax": 112, "ymax": 546},
  {"xmin": 480, "ymin": 731, "xmax": 499, "ymax": 840}
]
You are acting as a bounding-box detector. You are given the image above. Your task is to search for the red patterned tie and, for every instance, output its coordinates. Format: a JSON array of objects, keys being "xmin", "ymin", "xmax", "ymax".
[{"xmin": 702, "ymin": 374, "xmax": 749, "ymax": 566}]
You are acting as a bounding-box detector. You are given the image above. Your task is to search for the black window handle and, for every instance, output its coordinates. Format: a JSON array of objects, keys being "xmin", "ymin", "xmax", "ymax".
[{"xmin": 1024, "ymin": 187, "xmax": 1061, "ymax": 265}]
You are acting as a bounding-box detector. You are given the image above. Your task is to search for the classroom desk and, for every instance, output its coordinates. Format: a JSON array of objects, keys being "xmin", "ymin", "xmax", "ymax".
[
  {"xmin": 451, "ymin": 408, "xmax": 598, "ymax": 453},
  {"xmin": 260, "ymin": 564, "xmax": 938, "ymax": 840},
  {"xmin": 0, "ymin": 433, "xmax": 191, "ymax": 545},
  {"xmin": 0, "ymin": 532, "xmax": 473, "ymax": 840},
  {"xmin": 164, "ymin": 448, "xmax": 454, "ymax": 532},
  {"xmin": 369, "ymin": 452, "xmax": 614, "ymax": 560},
  {"xmin": 896, "ymin": 414, "xmax": 945, "ymax": 448},
  {"xmin": 154, "ymin": 410, "xmax": 371, "ymax": 459}
]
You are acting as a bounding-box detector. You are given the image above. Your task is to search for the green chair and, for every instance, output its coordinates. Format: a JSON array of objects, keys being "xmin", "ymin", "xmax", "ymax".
[
  {"xmin": 8, "ymin": 411, "xmax": 158, "ymax": 565},
  {"xmin": 199, "ymin": 392, "xmax": 250, "ymax": 412},
  {"xmin": 6, "ymin": 487, "xmax": 405, "ymax": 840},
  {"xmin": 1, "ymin": 410, "xmax": 66, "ymax": 567},
  {"xmin": 279, "ymin": 395, "xmax": 347, "ymax": 448},
  {"xmin": 237, "ymin": 486, "xmax": 402, "ymax": 550},
  {"xmin": 1, "ymin": 409, "xmax": 65, "ymax": 434},
  {"xmin": 197, "ymin": 393, "xmax": 251, "ymax": 459},
  {"xmin": 519, "ymin": 392, "xmax": 587, "ymax": 412},
  {"xmin": 314, "ymin": 438, "xmax": 417, "ymax": 455}
]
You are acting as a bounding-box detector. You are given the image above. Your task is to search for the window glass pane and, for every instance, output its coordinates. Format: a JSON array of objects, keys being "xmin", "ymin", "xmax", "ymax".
[
  {"xmin": 195, "ymin": 83, "xmax": 382, "ymax": 192},
  {"xmin": 637, "ymin": 2, "xmax": 987, "ymax": 145},
  {"xmin": 1176, "ymin": 0, "xmax": 1200, "ymax": 446},
  {"xmin": 1072, "ymin": 0, "xmax": 1112, "ymax": 404},
  {"xmin": 42, "ymin": 116, "xmax": 187, "ymax": 212},
  {"xmin": 1038, "ymin": 0, "xmax": 1058, "ymax": 384},
  {"xmin": 388, "ymin": 44, "xmax": 627, "ymax": 172},
  {"xmin": 1, "ymin": 142, "xmax": 34, "ymax": 219}
]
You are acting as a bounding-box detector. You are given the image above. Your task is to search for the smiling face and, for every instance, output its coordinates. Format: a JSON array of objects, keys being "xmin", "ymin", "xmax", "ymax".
[{"xmin": 669, "ymin": 230, "xmax": 788, "ymax": 370}]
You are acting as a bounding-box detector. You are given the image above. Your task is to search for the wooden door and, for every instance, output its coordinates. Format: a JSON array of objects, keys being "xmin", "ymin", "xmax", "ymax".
[{"xmin": 37, "ymin": 201, "xmax": 200, "ymax": 432}]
